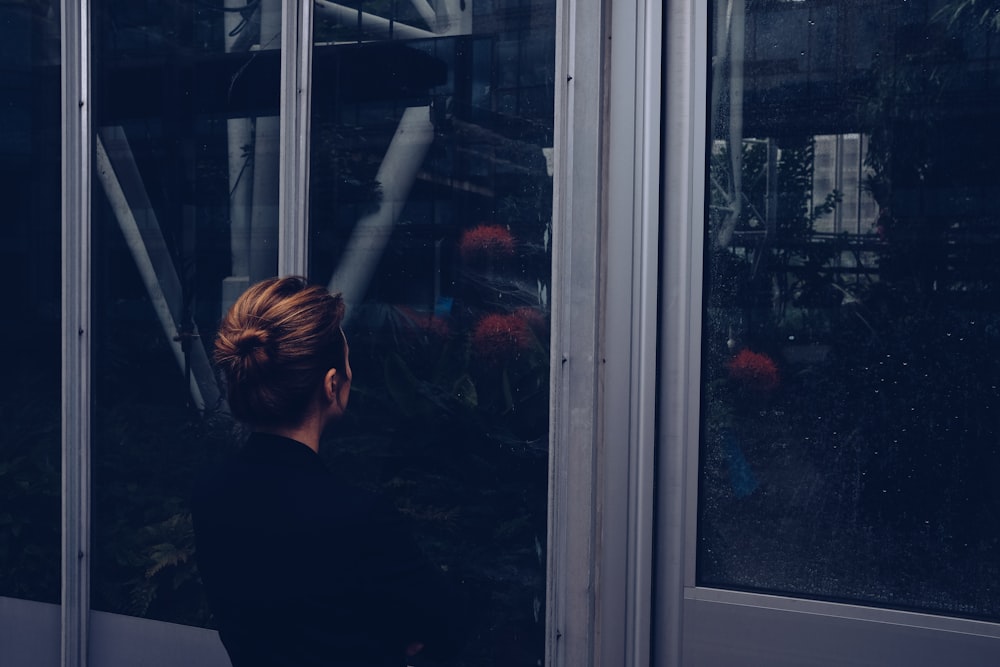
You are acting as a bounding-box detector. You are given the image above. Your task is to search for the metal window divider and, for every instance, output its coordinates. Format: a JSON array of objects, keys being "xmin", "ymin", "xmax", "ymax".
[
  {"xmin": 545, "ymin": 1, "xmax": 608, "ymax": 665},
  {"xmin": 656, "ymin": 2, "xmax": 710, "ymax": 666},
  {"xmin": 603, "ymin": 0, "xmax": 664, "ymax": 664},
  {"xmin": 61, "ymin": 0, "xmax": 92, "ymax": 665},
  {"xmin": 547, "ymin": 0, "xmax": 665, "ymax": 664}
]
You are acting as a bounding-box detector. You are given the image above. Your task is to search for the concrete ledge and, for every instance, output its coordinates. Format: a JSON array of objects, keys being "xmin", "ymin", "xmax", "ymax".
[{"xmin": 0, "ymin": 596, "xmax": 230, "ymax": 667}]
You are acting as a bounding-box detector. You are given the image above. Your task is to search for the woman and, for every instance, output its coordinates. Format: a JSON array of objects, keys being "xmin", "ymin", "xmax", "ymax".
[{"xmin": 193, "ymin": 276, "xmax": 461, "ymax": 667}]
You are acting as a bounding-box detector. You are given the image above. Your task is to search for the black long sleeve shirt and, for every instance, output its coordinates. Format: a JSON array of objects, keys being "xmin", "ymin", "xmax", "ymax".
[{"xmin": 192, "ymin": 432, "xmax": 462, "ymax": 667}]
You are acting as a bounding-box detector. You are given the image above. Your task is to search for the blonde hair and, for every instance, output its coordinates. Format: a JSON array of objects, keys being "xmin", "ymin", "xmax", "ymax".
[{"xmin": 214, "ymin": 276, "xmax": 347, "ymax": 426}]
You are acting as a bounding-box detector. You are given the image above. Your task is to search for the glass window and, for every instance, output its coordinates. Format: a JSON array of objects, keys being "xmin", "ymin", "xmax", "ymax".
[
  {"xmin": 90, "ymin": 0, "xmax": 282, "ymax": 625},
  {"xmin": 702, "ymin": 0, "xmax": 1000, "ymax": 621},
  {"xmin": 309, "ymin": 2, "xmax": 555, "ymax": 665},
  {"xmin": 0, "ymin": 0, "xmax": 62, "ymax": 605}
]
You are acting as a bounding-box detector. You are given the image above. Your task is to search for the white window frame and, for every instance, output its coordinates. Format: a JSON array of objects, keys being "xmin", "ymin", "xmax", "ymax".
[{"xmin": 655, "ymin": 3, "xmax": 1000, "ymax": 666}]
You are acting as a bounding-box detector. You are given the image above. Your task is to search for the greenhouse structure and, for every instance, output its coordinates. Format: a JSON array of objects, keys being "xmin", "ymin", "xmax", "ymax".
[{"xmin": 2, "ymin": 0, "xmax": 1000, "ymax": 665}]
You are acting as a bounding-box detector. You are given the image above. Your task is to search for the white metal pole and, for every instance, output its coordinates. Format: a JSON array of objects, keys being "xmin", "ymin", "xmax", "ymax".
[
  {"xmin": 223, "ymin": 0, "xmax": 257, "ymax": 312},
  {"xmin": 249, "ymin": 0, "xmax": 282, "ymax": 282},
  {"xmin": 327, "ymin": 106, "xmax": 435, "ymax": 314}
]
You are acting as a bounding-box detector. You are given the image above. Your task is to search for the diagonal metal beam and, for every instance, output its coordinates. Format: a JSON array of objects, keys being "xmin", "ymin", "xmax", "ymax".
[{"xmin": 96, "ymin": 127, "xmax": 222, "ymax": 412}]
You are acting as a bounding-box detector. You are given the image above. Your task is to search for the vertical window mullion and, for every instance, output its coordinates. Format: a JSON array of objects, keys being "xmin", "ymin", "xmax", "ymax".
[
  {"xmin": 60, "ymin": 0, "xmax": 92, "ymax": 665},
  {"xmin": 655, "ymin": 1, "xmax": 709, "ymax": 667},
  {"xmin": 278, "ymin": 0, "xmax": 314, "ymax": 277},
  {"xmin": 547, "ymin": 2, "xmax": 606, "ymax": 666}
]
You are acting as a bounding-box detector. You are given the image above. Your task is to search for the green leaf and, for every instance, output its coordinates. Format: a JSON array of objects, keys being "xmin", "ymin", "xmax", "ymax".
[{"xmin": 452, "ymin": 374, "xmax": 478, "ymax": 409}]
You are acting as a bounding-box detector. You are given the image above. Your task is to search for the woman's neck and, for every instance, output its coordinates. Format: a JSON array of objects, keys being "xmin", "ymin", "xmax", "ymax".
[{"xmin": 256, "ymin": 410, "xmax": 325, "ymax": 454}]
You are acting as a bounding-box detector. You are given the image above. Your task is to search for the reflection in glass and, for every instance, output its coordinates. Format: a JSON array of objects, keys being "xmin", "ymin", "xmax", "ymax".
[
  {"xmin": 0, "ymin": 0, "xmax": 62, "ymax": 604},
  {"xmin": 701, "ymin": 0, "xmax": 1000, "ymax": 620},
  {"xmin": 309, "ymin": 3, "xmax": 555, "ymax": 665},
  {"xmin": 91, "ymin": 0, "xmax": 283, "ymax": 624}
]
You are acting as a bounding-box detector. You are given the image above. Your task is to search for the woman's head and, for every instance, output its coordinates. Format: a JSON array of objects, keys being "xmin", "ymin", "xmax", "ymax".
[{"xmin": 214, "ymin": 276, "xmax": 349, "ymax": 428}]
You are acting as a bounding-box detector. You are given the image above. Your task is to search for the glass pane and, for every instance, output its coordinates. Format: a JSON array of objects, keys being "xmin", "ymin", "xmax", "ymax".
[
  {"xmin": 91, "ymin": 0, "xmax": 282, "ymax": 624},
  {"xmin": 309, "ymin": 2, "xmax": 555, "ymax": 665},
  {"xmin": 0, "ymin": 1, "xmax": 62, "ymax": 604},
  {"xmin": 701, "ymin": 0, "xmax": 1000, "ymax": 621}
]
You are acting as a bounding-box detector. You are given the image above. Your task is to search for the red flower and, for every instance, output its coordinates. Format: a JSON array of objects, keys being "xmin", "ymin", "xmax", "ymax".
[
  {"xmin": 727, "ymin": 349, "xmax": 779, "ymax": 393},
  {"xmin": 512, "ymin": 306, "xmax": 547, "ymax": 338},
  {"xmin": 459, "ymin": 225, "xmax": 516, "ymax": 264},
  {"xmin": 471, "ymin": 312, "xmax": 533, "ymax": 365}
]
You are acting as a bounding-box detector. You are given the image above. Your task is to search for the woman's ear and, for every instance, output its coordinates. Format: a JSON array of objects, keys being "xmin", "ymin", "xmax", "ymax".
[{"xmin": 323, "ymin": 368, "xmax": 340, "ymax": 404}]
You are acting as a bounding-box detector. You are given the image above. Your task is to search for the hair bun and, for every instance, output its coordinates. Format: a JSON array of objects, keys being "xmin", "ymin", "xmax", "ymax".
[{"xmin": 233, "ymin": 328, "xmax": 271, "ymax": 364}]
